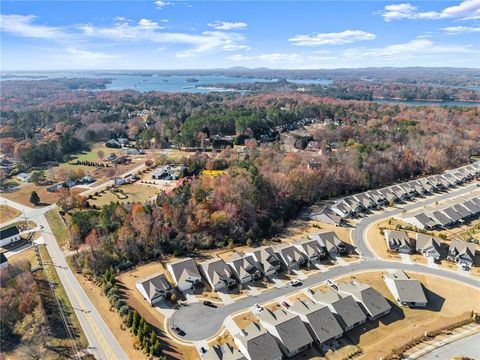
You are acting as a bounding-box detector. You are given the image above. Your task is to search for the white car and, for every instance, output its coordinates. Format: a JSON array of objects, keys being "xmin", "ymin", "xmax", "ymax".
[
  {"xmin": 289, "ymin": 279, "xmax": 302, "ymax": 287},
  {"xmin": 252, "ymin": 303, "xmax": 264, "ymax": 315}
]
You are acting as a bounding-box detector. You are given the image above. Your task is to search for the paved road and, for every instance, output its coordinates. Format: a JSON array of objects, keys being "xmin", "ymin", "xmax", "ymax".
[
  {"xmin": 416, "ymin": 331, "xmax": 480, "ymax": 360},
  {"xmin": 0, "ymin": 196, "xmax": 128, "ymax": 360},
  {"xmin": 170, "ymin": 183, "xmax": 480, "ymax": 342}
]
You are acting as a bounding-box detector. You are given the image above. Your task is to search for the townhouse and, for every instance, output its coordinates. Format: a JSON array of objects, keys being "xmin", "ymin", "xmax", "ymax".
[
  {"xmin": 227, "ymin": 252, "xmax": 262, "ymax": 284},
  {"xmin": 447, "ymin": 240, "xmax": 476, "ymax": 268},
  {"xmin": 415, "ymin": 233, "xmax": 442, "ymax": 260},
  {"xmin": 248, "ymin": 246, "xmax": 282, "ymax": 277},
  {"xmin": 275, "ymin": 245, "xmax": 308, "ymax": 273},
  {"xmin": 234, "ymin": 322, "xmax": 283, "ymax": 360}
]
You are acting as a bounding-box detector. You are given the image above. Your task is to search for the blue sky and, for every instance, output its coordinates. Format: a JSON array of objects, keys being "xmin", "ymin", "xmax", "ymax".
[{"xmin": 1, "ymin": 0, "xmax": 479, "ymax": 70}]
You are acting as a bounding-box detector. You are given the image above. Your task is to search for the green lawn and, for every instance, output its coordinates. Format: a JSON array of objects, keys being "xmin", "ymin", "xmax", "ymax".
[{"xmin": 45, "ymin": 208, "xmax": 71, "ymax": 248}]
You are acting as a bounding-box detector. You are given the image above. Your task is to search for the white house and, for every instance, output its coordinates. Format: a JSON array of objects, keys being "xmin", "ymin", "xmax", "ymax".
[
  {"xmin": 16, "ymin": 173, "xmax": 31, "ymax": 183},
  {"xmin": 0, "ymin": 226, "xmax": 21, "ymax": 247}
]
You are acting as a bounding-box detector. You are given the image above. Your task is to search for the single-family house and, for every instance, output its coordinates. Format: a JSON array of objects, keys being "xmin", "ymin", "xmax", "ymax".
[
  {"xmin": 389, "ymin": 186, "xmax": 410, "ymax": 201},
  {"xmin": 365, "ymin": 190, "xmax": 387, "ymax": 206},
  {"xmin": 415, "ymin": 233, "xmax": 442, "ymax": 260},
  {"xmin": 441, "ymin": 207, "xmax": 463, "ymax": 224},
  {"xmin": 331, "ymin": 202, "xmax": 356, "ymax": 218},
  {"xmin": 384, "ymin": 270, "xmax": 427, "ymax": 308},
  {"xmin": 234, "ymin": 322, "xmax": 283, "ymax": 360},
  {"xmin": 447, "ymin": 240, "xmax": 475, "ymax": 268},
  {"xmin": 202, "ymin": 344, "xmax": 246, "ymax": 360},
  {"xmin": 310, "ymin": 289, "xmax": 367, "ymax": 332},
  {"xmin": 378, "ymin": 188, "xmax": 399, "ymax": 203},
  {"xmin": 167, "ymin": 258, "xmax": 202, "ymax": 292},
  {"xmin": 452, "ymin": 204, "xmax": 473, "ymax": 219},
  {"xmin": 341, "ymin": 197, "xmax": 364, "ymax": 213},
  {"xmin": 293, "ymin": 239, "xmax": 326, "ymax": 263},
  {"xmin": 257, "ymin": 308, "xmax": 313, "ymax": 357},
  {"xmin": 400, "ymin": 213, "xmax": 437, "ymax": 230},
  {"xmin": 353, "ymin": 193, "xmax": 377, "ymax": 209},
  {"xmin": 136, "ymin": 273, "xmax": 173, "ymax": 305},
  {"xmin": 408, "ymin": 181, "xmax": 428, "ymax": 196},
  {"xmin": 287, "ymin": 298, "xmax": 343, "ymax": 344},
  {"xmin": 227, "ymin": 252, "xmax": 262, "ymax": 284},
  {"xmin": 429, "ymin": 210, "xmax": 454, "ymax": 228},
  {"xmin": 384, "ymin": 230, "xmax": 415, "ymax": 254},
  {"xmin": 275, "ymin": 245, "xmax": 308, "ymax": 273},
  {"xmin": 310, "ymin": 232, "xmax": 348, "ymax": 256},
  {"xmin": 435, "ymin": 175, "xmax": 452, "ymax": 189},
  {"xmin": 417, "ymin": 178, "xmax": 435, "ymax": 193},
  {"xmin": 442, "ymin": 173, "xmax": 459, "ymax": 186},
  {"xmin": 399, "ymin": 183, "xmax": 417, "ymax": 198},
  {"xmin": 462, "ymin": 200, "xmax": 480, "ymax": 217},
  {"xmin": 16, "ymin": 173, "xmax": 31, "ymax": 183},
  {"xmin": 0, "ymin": 226, "xmax": 21, "ymax": 247},
  {"xmin": 248, "ymin": 247, "xmax": 282, "ymax": 277},
  {"xmin": 336, "ymin": 281, "xmax": 391, "ymax": 320},
  {"xmin": 199, "ymin": 258, "xmax": 237, "ymax": 291},
  {"xmin": 310, "ymin": 207, "xmax": 345, "ymax": 226}
]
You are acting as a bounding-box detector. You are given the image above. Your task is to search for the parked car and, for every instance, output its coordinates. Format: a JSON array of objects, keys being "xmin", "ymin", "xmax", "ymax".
[
  {"xmin": 327, "ymin": 279, "xmax": 338, "ymax": 289},
  {"xmin": 171, "ymin": 325, "xmax": 185, "ymax": 336},
  {"xmin": 289, "ymin": 280, "xmax": 302, "ymax": 287},
  {"xmin": 203, "ymin": 300, "xmax": 217, "ymax": 308},
  {"xmin": 253, "ymin": 303, "xmax": 264, "ymax": 315},
  {"xmin": 282, "ymin": 301, "xmax": 291, "ymax": 308}
]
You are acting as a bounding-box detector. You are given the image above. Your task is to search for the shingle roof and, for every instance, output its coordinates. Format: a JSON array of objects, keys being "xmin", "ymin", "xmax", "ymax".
[
  {"xmin": 168, "ymin": 257, "xmax": 201, "ymax": 286},
  {"xmin": 415, "ymin": 233, "xmax": 441, "ymax": 254},
  {"xmin": 227, "ymin": 253, "xmax": 260, "ymax": 279},
  {"xmin": 203, "ymin": 344, "xmax": 246, "ymax": 360},
  {"xmin": 384, "ymin": 230, "xmax": 414, "ymax": 250},
  {"xmin": 452, "ymin": 204, "xmax": 472, "ymax": 218},
  {"xmin": 441, "ymin": 207, "xmax": 462, "ymax": 222},
  {"xmin": 257, "ymin": 309, "xmax": 313, "ymax": 353},
  {"xmin": 0, "ymin": 226, "xmax": 20, "ymax": 240},
  {"xmin": 449, "ymin": 240, "xmax": 475, "ymax": 261},
  {"xmin": 385, "ymin": 270, "xmax": 427, "ymax": 304},
  {"xmin": 430, "ymin": 211, "xmax": 454, "ymax": 227},
  {"xmin": 200, "ymin": 258, "xmax": 235, "ymax": 287},
  {"xmin": 275, "ymin": 245, "xmax": 306, "ymax": 266},
  {"xmin": 311, "ymin": 232, "xmax": 346, "ymax": 253},
  {"xmin": 136, "ymin": 273, "xmax": 172, "ymax": 301},
  {"xmin": 337, "ymin": 281, "xmax": 391, "ymax": 319},
  {"xmin": 236, "ymin": 322, "xmax": 283, "ymax": 360},
  {"xmin": 462, "ymin": 200, "xmax": 480, "ymax": 215},
  {"xmin": 251, "ymin": 246, "xmax": 281, "ymax": 274},
  {"xmin": 293, "ymin": 239, "xmax": 325, "ymax": 258},
  {"xmin": 288, "ymin": 298, "xmax": 343, "ymax": 343}
]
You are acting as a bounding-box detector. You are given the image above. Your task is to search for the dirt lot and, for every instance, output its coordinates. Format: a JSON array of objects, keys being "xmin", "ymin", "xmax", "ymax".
[
  {"xmin": 335, "ymin": 271, "xmax": 480, "ymax": 360},
  {"xmin": 0, "ymin": 205, "xmax": 21, "ymax": 223},
  {"xmin": 366, "ymin": 218, "xmax": 410, "ymax": 260}
]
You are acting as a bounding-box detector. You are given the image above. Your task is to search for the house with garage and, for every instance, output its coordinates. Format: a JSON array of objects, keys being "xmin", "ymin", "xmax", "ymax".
[
  {"xmin": 167, "ymin": 257, "xmax": 202, "ymax": 292},
  {"xmin": 310, "ymin": 232, "xmax": 348, "ymax": 256},
  {"xmin": 417, "ymin": 178, "xmax": 435, "ymax": 193},
  {"xmin": 384, "ymin": 230, "xmax": 415, "ymax": 254},
  {"xmin": 441, "ymin": 207, "xmax": 463, "ymax": 224},
  {"xmin": 198, "ymin": 258, "xmax": 237, "ymax": 291},
  {"xmin": 287, "ymin": 298, "xmax": 343, "ymax": 345},
  {"xmin": 310, "ymin": 207, "xmax": 345, "ymax": 226},
  {"xmin": 257, "ymin": 308, "xmax": 313, "ymax": 358},
  {"xmin": 353, "ymin": 193, "xmax": 377, "ymax": 209},
  {"xmin": 0, "ymin": 226, "xmax": 21, "ymax": 247},
  {"xmin": 399, "ymin": 183, "xmax": 417, "ymax": 198},
  {"xmin": 384, "ymin": 270, "xmax": 427, "ymax": 308},
  {"xmin": 248, "ymin": 246, "xmax": 282, "ymax": 277},
  {"xmin": 310, "ymin": 289, "xmax": 367, "ymax": 332},
  {"xmin": 136, "ymin": 273, "xmax": 173, "ymax": 305},
  {"xmin": 452, "ymin": 204, "xmax": 473, "ymax": 220},
  {"xmin": 202, "ymin": 344, "xmax": 246, "ymax": 360},
  {"xmin": 234, "ymin": 322, "xmax": 283, "ymax": 360},
  {"xmin": 389, "ymin": 185, "xmax": 410, "ymax": 201},
  {"xmin": 16, "ymin": 173, "xmax": 31, "ymax": 183},
  {"xmin": 336, "ymin": 281, "xmax": 391, "ymax": 320},
  {"xmin": 378, "ymin": 188, "xmax": 399, "ymax": 203},
  {"xmin": 408, "ymin": 181, "xmax": 428, "ymax": 196},
  {"xmin": 447, "ymin": 240, "xmax": 475, "ymax": 268},
  {"xmin": 331, "ymin": 202, "xmax": 356, "ymax": 218},
  {"xmin": 441, "ymin": 173, "xmax": 459, "ymax": 186},
  {"xmin": 435, "ymin": 175, "xmax": 452, "ymax": 189},
  {"xmin": 293, "ymin": 239, "xmax": 326, "ymax": 263},
  {"xmin": 415, "ymin": 233, "xmax": 442, "ymax": 260},
  {"xmin": 462, "ymin": 200, "xmax": 480, "ymax": 217},
  {"xmin": 400, "ymin": 212, "xmax": 437, "ymax": 230},
  {"xmin": 341, "ymin": 197, "xmax": 364, "ymax": 213},
  {"xmin": 275, "ymin": 245, "xmax": 308, "ymax": 273},
  {"xmin": 365, "ymin": 190, "xmax": 387, "ymax": 206},
  {"xmin": 429, "ymin": 210, "xmax": 454, "ymax": 228},
  {"xmin": 226, "ymin": 252, "xmax": 262, "ymax": 284}
]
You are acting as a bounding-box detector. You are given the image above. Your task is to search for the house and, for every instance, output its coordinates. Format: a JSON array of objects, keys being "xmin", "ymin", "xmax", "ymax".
[
  {"xmin": 257, "ymin": 308, "xmax": 313, "ymax": 357},
  {"xmin": 400, "ymin": 213, "xmax": 437, "ymax": 230},
  {"xmin": 16, "ymin": 173, "xmax": 31, "ymax": 183},
  {"xmin": 441, "ymin": 173, "xmax": 459, "ymax": 186},
  {"xmin": 417, "ymin": 178, "xmax": 435, "ymax": 193},
  {"xmin": 198, "ymin": 258, "xmax": 237, "ymax": 291},
  {"xmin": 341, "ymin": 197, "xmax": 364, "ymax": 213},
  {"xmin": 247, "ymin": 246, "xmax": 282, "ymax": 277},
  {"xmin": 274, "ymin": 245, "xmax": 308, "ymax": 273},
  {"xmin": 136, "ymin": 273, "xmax": 173, "ymax": 305},
  {"xmin": 384, "ymin": 230, "xmax": 415, "ymax": 254},
  {"xmin": 384, "ymin": 270, "xmax": 427, "ymax": 308},
  {"xmin": 226, "ymin": 252, "xmax": 262, "ymax": 284},
  {"xmin": 399, "ymin": 183, "xmax": 417, "ymax": 198},
  {"xmin": 287, "ymin": 298, "xmax": 343, "ymax": 344},
  {"xmin": 167, "ymin": 258, "xmax": 202, "ymax": 292},
  {"xmin": 353, "ymin": 193, "xmax": 377, "ymax": 209},
  {"xmin": 202, "ymin": 344, "xmax": 246, "ymax": 360},
  {"xmin": 378, "ymin": 188, "xmax": 399, "ymax": 203},
  {"xmin": 415, "ymin": 233, "xmax": 442, "ymax": 260},
  {"xmin": 106, "ymin": 153, "xmax": 118, "ymax": 161},
  {"xmin": 452, "ymin": 204, "xmax": 473, "ymax": 219},
  {"xmin": 0, "ymin": 226, "xmax": 21, "ymax": 247},
  {"xmin": 447, "ymin": 240, "xmax": 475, "ymax": 268},
  {"xmin": 365, "ymin": 190, "xmax": 387, "ymax": 206},
  {"xmin": 408, "ymin": 181, "xmax": 428, "ymax": 195},
  {"xmin": 435, "ymin": 175, "xmax": 452, "ymax": 188},
  {"xmin": 336, "ymin": 281, "xmax": 391, "ymax": 320},
  {"xmin": 310, "ymin": 232, "xmax": 348, "ymax": 256},
  {"xmin": 152, "ymin": 166, "xmax": 173, "ymax": 180},
  {"xmin": 389, "ymin": 186, "xmax": 410, "ymax": 201},
  {"xmin": 426, "ymin": 176, "xmax": 443, "ymax": 190},
  {"xmin": 429, "ymin": 210, "xmax": 454, "ymax": 228},
  {"xmin": 293, "ymin": 239, "xmax": 326, "ymax": 263},
  {"xmin": 462, "ymin": 200, "xmax": 480, "ymax": 217},
  {"xmin": 441, "ymin": 207, "xmax": 463, "ymax": 224},
  {"xmin": 310, "ymin": 289, "xmax": 367, "ymax": 332},
  {"xmin": 106, "ymin": 139, "xmax": 122, "ymax": 148},
  {"xmin": 310, "ymin": 207, "xmax": 345, "ymax": 226},
  {"xmin": 0, "ymin": 252, "xmax": 8, "ymax": 270},
  {"xmin": 234, "ymin": 322, "xmax": 283, "ymax": 360},
  {"xmin": 331, "ymin": 202, "xmax": 356, "ymax": 218}
]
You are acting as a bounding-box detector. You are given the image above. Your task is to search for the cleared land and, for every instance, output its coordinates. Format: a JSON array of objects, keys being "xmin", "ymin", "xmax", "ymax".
[
  {"xmin": 0, "ymin": 205, "xmax": 21, "ymax": 223},
  {"xmin": 45, "ymin": 208, "xmax": 71, "ymax": 249},
  {"xmin": 88, "ymin": 183, "xmax": 160, "ymax": 207}
]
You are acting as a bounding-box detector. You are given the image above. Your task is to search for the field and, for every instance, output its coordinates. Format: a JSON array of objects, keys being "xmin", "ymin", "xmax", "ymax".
[
  {"xmin": 45, "ymin": 208, "xmax": 71, "ymax": 249},
  {"xmin": 0, "ymin": 205, "xmax": 21, "ymax": 223},
  {"xmin": 2, "ymin": 182, "xmax": 82, "ymax": 207},
  {"xmin": 88, "ymin": 183, "xmax": 161, "ymax": 207}
]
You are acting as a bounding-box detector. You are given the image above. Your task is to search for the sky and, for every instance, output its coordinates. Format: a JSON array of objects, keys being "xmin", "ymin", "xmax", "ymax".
[{"xmin": 1, "ymin": 0, "xmax": 479, "ymax": 70}]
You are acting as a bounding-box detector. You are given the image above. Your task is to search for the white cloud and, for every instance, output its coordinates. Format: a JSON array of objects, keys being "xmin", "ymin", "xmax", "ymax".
[
  {"xmin": 289, "ymin": 30, "xmax": 376, "ymax": 46},
  {"xmin": 207, "ymin": 21, "xmax": 247, "ymax": 30},
  {"xmin": 137, "ymin": 19, "xmax": 166, "ymax": 30},
  {"xmin": 227, "ymin": 52, "xmax": 302, "ymax": 62},
  {"xmin": 442, "ymin": 25, "xmax": 480, "ymax": 34},
  {"xmin": 377, "ymin": 0, "xmax": 480, "ymax": 21},
  {"xmin": 0, "ymin": 14, "xmax": 66, "ymax": 39},
  {"xmin": 154, "ymin": 1, "xmax": 174, "ymax": 10}
]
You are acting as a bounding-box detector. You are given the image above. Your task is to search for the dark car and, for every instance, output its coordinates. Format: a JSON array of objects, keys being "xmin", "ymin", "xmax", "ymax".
[
  {"xmin": 203, "ymin": 300, "xmax": 217, "ymax": 308},
  {"xmin": 171, "ymin": 325, "xmax": 185, "ymax": 336},
  {"xmin": 282, "ymin": 301, "xmax": 291, "ymax": 308}
]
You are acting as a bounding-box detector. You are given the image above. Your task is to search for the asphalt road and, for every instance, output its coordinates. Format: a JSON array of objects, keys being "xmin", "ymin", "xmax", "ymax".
[
  {"xmin": 170, "ymin": 183, "xmax": 480, "ymax": 342},
  {"xmin": 0, "ymin": 196, "xmax": 129, "ymax": 360},
  {"xmin": 416, "ymin": 331, "xmax": 480, "ymax": 360}
]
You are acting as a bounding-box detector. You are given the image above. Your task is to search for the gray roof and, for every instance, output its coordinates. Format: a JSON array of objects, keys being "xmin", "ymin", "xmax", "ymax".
[
  {"xmin": 384, "ymin": 230, "xmax": 414, "ymax": 250},
  {"xmin": 168, "ymin": 257, "xmax": 201, "ymax": 286},
  {"xmin": 378, "ymin": 188, "xmax": 398, "ymax": 202},
  {"xmin": 251, "ymin": 246, "xmax": 281, "ymax": 274},
  {"xmin": 200, "ymin": 258, "xmax": 235, "ymax": 287},
  {"xmin": 385, "ymin": 270, "xmax": 427, "ymax": 304},
  {"xmin": 354, "ymin": 193, "xmax": 375, "ymax": 207},
  {"xmin": 452, "ymin": 204, "xmax": 472, "ymax": 218},
  {"xmin": 310, "ymin": 232, "xmax": 347, "ymax": 253},
  {"xmin": 337, "ymin": 281, "xmax": 391, "ymax": 319},
  {"xmin": 257, "ymin": 308, "xmax": 313, "ymax": 352},
  {"xmin": 312, "ymin": 289, "xmax": 367, "ymax": 329},
  {"xmin": 462, "ymin": 200, "xmax": 480, "ymax": 215},
  {"xmin": 366, "ymin": 190, "xmax": 385, "ymax": 202},
  {"xmin": 412, "ymin": 213, "xmax": 437, "ymax": 228},
  {"xmin": 417, "ymin": 178, "xmax": 435, "ymax": 192},
  {"xmin": 203, "ymin": 344, "xmax": 246, "ymax": 360},
  {"xmin": 236, "ymin": 322, "xmax": 283, "ymax": 360},
  {"xmin": 430, "ymin": 211, "xmax": 454, "ymax": 227},
  {"xmin": 415, "ymin": 233, "xmax": 441, "ymax": 254},
  {"xmin": 293, "ymin": 239, "xmax": 326, "ymax": 258},
  {"xmin": 227, "ymin": 252, "xmax": 260, "ymax": 279},
  {"xmin": 441, "ymin": 207, "xmax": 462, "ymax": 222},
  {"xmin": 449, "ymin": 240, "xmax": 475, "ymax": 261},
  {"xmin": 472, "ymin": 197, "xmax": 480, "ymax": 207},
  {"xmin": 311, "ymin": 207, "xmax": 343, "ymax": 225},
  {"xmin": 275, "ymin": 245, "xmax": 307, "ymax": 267},
  {"xmin": 288, "ymin": 298, "xmax": 343, "ymax": 343},
  {"xmin": 136, "ymin": 273, "xmax": 172, "ymax": 301},
  {"xmin": 0, "ymin": 226, "xmax": 20, "ymax": 240}
]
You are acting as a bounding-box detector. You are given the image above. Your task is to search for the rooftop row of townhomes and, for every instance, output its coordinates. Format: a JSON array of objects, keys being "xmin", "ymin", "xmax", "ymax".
[
  {"xmin": 203, "ymin": 270, "xmax": 426, "ymax": 360},
  {"xmin": 136, "ymin": 231, "xmax": 349, "ymax": 305},
  {"xmin": 311, "ymin": 162, "xmax": 480, "ymax": 225}
]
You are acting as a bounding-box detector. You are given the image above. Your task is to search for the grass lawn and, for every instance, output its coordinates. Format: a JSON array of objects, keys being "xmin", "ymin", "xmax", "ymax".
[
  {"xmin": 45, "ymin": 208, "xmax": 71, "ymax": 249},
  {"xmin": 70, "ymin": 143, "xmax": 113, "ymax": 163},
  {"xmin": 0, "ymin": 205, "xmax": 21, "ymax": 223},
  {"xmin": 89, "ymin": 183, "xmax": 160, "ymax": 207}
]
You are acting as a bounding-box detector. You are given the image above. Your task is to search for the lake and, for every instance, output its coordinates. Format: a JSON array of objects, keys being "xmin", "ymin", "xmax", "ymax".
[{"xmin": 373, "ymin": 98, "xmax": 480, "ymax": 107}]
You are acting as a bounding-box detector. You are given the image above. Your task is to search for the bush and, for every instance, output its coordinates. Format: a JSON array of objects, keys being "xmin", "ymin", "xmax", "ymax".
[
  {"xmin": 107, "ymin": 286, "xmax": 118, "ymax": 298},
  {"xmin": 119, "ymin": 305, "xmax": 130, "ymax": 316},
  {"xmin": 108, "ymin": 293, "xmax": 120, "ymax": 305},
  {"xmin": 116, "ymin": 299, "xmax": 127, "ymax": 310},
  {"xmin": 103, "ymin": 282, "xmax": 113, "ymax": 295}
]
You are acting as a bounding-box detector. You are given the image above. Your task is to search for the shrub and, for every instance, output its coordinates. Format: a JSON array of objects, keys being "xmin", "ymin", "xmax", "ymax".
[
  {"xmin": 103, "ymin": 282, "xmax": 113, "ymax": 295},
  {"xmin": 116, "ymin": 299, "xmax": 127, "ymax": 310}
]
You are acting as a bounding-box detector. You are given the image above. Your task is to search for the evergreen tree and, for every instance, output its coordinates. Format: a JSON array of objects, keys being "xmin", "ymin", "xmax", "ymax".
[
  {"xmin": 154, "ymin": 338, "xmax": 161, "ymax": 356},
  {"xmin": 29, "ymin": 191, "xmax": 40, "ymax": 206},
  {"xmin": 126, "ymin": 310, "xmax": 133, "ymax": 327}
]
